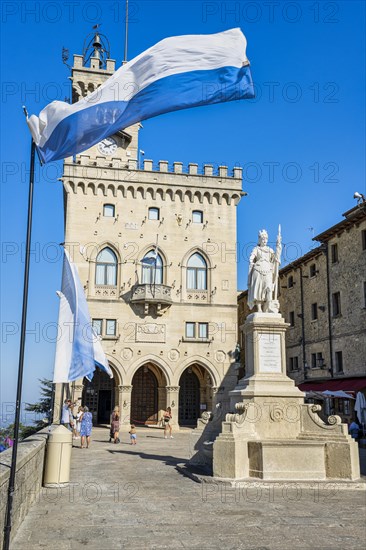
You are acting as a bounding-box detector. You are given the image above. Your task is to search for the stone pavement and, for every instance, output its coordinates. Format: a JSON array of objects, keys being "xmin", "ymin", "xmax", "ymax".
[{"xmin": 12, "ymin": 427, "xmax": 366, "ymax": 550}]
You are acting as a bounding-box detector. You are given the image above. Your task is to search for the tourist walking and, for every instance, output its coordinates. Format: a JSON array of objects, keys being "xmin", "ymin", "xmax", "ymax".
[
  {"xmin": 129, "ymin": 424, "xmax": 137, "ymax": 445},
  {"xmin": 162, "ymin": 407, "xmax": 173, "ymax": 439},
  {"xmin": 80, "ymin": 406, "xmax": 93, "ymax": 448},
  {"xmin": 111, "ymin": 406, "xmax": 120, "ymax": 444}
]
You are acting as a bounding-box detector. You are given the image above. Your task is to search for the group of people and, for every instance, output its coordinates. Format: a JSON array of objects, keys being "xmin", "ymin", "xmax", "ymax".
[
  {"xmin": 109, "ymin": 406, "xmax": 174, "ymax": 444},
  {"xmin": 61, "ymin": 399, "xmax": 93, "ymax": 448},
  {"xmin": 61, "ymin": 400, "xmax": 175, "ymax": 447}
]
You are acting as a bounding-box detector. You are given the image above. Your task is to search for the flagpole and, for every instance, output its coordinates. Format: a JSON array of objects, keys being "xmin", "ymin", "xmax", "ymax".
[
  {"xmin": 152, "ymin": 234, "xmax": 159, "ymax": 297},
  {"xmin": 3, "ymin": 139, "xmax": 36, "ymax": 550},
  {"xmin": 123, "ymin": 0, "xmax": 129, "ymax": 64}
]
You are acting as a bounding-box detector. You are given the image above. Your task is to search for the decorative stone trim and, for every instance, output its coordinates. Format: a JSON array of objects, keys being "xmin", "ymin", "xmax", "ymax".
[
  {"xmin": 119, "ymin": 385, "xmax": 133, "ymax": 393},
  {"xmin": 166, "ymin": 386, "xmax": 180, "ymax": 393}
]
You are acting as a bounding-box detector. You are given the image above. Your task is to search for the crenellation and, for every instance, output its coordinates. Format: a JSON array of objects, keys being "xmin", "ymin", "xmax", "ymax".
[
  {"xmin": 203, "ymin": 164, "xmax": 213, "ymax": 176},
  {"xmin": 173, "ymin": 162, "xmax": 183, "ymax": 174},
  {"xmin": 143, "ymin": 159, "xmax": 153, "ymax": 171},
  {"xmin": 188, "ymin": 163, "xmax": 198, "ymax": 175}
]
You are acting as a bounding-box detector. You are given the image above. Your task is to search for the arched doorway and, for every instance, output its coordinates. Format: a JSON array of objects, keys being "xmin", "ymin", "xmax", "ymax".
[
  {"xmin": 179, "ymin": 369, "xmax": 200, "ymax": 426},
  {"xmin": 131, "ymin": 366, "xmax": 159, "ymax": 425},
  {"xmin": 82, "ymin": 369, "xmax": 115, "ymax": 424}
]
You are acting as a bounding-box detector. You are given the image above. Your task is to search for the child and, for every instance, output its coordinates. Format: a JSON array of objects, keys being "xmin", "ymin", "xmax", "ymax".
[{"xmin": 129, "ymin": 424, "xmax": 137, "ymax": 445}]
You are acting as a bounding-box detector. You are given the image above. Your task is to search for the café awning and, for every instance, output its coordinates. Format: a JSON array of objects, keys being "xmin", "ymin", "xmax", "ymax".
[{"xmin": 299, "ymin": 377, "xmax": 366, "ymax": 393}]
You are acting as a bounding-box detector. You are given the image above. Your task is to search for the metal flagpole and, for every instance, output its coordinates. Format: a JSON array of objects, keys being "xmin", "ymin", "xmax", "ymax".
[
  {"xmin": 273, "ymin": 224, "xmax": 281, "ymax": 300},
  {"xmin": 123, "ymin": 0, "xmax": 129, "ymax": 64},
  {"xmin": 152, "ymin": 234, "xmax": 159, "ymax": 297},
  {"xmin": 3, "ymin": 137, "xmax": 37, "ymax": 550}
]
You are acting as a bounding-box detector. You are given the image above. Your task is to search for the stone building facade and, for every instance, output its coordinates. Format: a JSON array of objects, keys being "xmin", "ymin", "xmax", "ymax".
[
  {"xmin": 238, "ymin": 202, "xmax": 366, "ymax": 412},
  {"xmin": 54, "ymin": 38, "xmax": 243, "ymax": 430}
]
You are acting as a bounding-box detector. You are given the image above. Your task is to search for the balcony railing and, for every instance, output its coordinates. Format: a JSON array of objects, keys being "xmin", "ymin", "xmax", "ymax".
[{"xmin": 130, "ymin": 284, "xmax": 172, "ymax": 314}]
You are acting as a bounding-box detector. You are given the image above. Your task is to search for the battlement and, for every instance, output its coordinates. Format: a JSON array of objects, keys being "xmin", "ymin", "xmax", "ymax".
[{"xmin": 66, "ymin": 154, "xmax": 242, "ymax": 180}]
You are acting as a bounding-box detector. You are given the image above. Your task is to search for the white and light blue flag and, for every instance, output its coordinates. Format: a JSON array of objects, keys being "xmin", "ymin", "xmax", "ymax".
[
  {"xmin": 53, "ymin": 249, "xmax": 113, "ymax": 383},
  {"xmin": 27, "ymin": 28, "xmax": 254, "ymax": 163},
  {"xmin": 140, "ymin": 245, "xmax": 159, "ymax": 266}
]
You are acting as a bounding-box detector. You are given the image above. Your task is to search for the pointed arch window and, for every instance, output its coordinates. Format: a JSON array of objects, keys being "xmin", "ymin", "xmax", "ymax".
[
  {"xmin": 187, "ymin": 253, "xmax": 207, "ymax": 290},
  {"xmin": 95, "ymin": 248, "xmax": 117, "ymax": 286},
  {"xmin": 141, "ymin": 251, "xmax": 163, "ymax": 284}
]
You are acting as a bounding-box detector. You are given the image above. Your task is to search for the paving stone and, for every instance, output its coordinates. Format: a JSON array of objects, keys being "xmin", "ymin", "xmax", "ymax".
[{"xmin": 11, "ymin": 427, "xmax": 366, "ymax": 550}]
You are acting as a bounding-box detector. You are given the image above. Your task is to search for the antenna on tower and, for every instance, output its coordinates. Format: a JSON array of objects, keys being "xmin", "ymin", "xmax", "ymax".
[
  {"xmin": 123, "ymin": 0, "xmax": 129, "ymax": 64},
  {"xmin": 62, "ymin": 47, "xmax": 71, "ymax": 70}
]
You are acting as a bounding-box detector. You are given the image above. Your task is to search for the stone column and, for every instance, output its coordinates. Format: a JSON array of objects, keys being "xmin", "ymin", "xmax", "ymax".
[
  {"xmin": 119, "ymin": 385, "xmax": 133, "ymax": 432},
  {"xmin": 166, "ymin": 386, "xmax": 180, "ymax": 428},
  {"xmin": 73, "ymin": 382, "xmax": 84, "ymax": 404},
  {"xmin": 53, "ymin": 383, "xmax": 63, "ymax": 423},
  {"xmin": 157, "ymin": 386, "xmax": 166, "ymax": 422}
]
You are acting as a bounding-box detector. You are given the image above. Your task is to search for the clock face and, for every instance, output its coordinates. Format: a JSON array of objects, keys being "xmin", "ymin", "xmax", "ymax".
[{"xmin": 97, "ymin": 137, "xmax": 118, "ymax": 156}]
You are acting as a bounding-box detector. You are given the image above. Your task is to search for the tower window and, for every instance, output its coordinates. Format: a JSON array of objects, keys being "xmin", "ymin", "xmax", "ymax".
[
  {"xmin": 92, "ymin": 319, "xmax": 102, "ymax": 336},
  {"xmin": 105, "ymin": 319, "xmax": 117, "ymax": 336},
  {"xmin": 148, "ymin": 207, "xmax": 160, "ymax": 220},
  {"xmin": 311, "ymin": 303, "xmax": 318, "ymax": 320},
  {"xmin": 309, "ymin": 263, "xmax": 317, "ymax": 278},
  {"xmin": 331, "ymin": 243, "xmax": 338, "ymax": 263},
  {"xmin": 141, "ymin": 251, "xmax": 163, "ymax": 284},
  {"xmin": 335, "ymin": 351, "xmax": 343, "ymax": 373},
  {"xmin": 289, "ymin": 357, "xmax": 299, "ymax": 371},
  {"xmin": 288, "ymin": 275, "xmax": 294, "ymax": 288},
  {"xmin": 187, "ymin": 253, "xmax": 207, "ymax": 290},
  {"xmin": 192, "ymin": 210, "xmax": 203, "ymax": 223},
  {"xmin": 185, "ymin": 322, "xmax": 195, "ymax": 338},
  {"xmin": 103, "ymin": 204, "xmax": 115, "ymax": 217},
  {"xmin": 332, "ymin": 292, "xmax": 341, "ymax": 317},
  {"xmin": 198, "ymin": 323, "xmax": 208, "ymax": 339},
  {"xmin": 289, "ymin": 311, "xmax": 295, "ymax": 327},
  {"xmin": 95, "ymin": 247, "xmax": 117, "ymax": 286}
]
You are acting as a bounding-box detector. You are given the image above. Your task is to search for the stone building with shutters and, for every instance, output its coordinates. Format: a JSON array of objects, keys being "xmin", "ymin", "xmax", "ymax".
[
  {"xmin": 238, "ymin": 201, "xmax": 366, "ymax": 421},
  {"xmin": 54, "ymin": 32, "xmax": 243, "ymax": 430}
]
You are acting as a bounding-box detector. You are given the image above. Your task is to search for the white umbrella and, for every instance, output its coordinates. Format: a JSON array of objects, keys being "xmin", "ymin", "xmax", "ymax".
[
  {"xmin": 354, "ymin": 391, "xmax": 366, "ymax": 425},
  {"xmin": 322, "ymin": 390, "xmax": 355, "ymax": 399}
]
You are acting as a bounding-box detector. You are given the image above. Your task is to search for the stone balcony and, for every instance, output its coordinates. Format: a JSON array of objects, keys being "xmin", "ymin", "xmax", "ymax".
[{"xmin": 130, "ymin": 283, "xmax": 173, "ymax": 314}]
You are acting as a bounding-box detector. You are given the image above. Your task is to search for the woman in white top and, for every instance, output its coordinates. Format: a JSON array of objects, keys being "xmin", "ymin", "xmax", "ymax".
[{"xmin": 75, "ymin": 406, "xmax": 83, "ymax": 437}]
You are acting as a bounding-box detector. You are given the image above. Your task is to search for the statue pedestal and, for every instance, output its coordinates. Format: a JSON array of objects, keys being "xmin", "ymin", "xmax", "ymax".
[{"xmin": 212, "ymin": 313, "xmax": 360, "ymax": 481}]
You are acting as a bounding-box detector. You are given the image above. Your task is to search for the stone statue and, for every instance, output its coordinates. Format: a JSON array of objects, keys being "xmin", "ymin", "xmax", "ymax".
[{"xmin": 247, "ymin": 226, "xmax": 282, "ymax": 313}]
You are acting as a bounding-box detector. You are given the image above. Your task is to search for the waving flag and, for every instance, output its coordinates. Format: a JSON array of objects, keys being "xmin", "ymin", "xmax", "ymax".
[
  {"xmin": 53, "ymin": 250, "xmax": 113, "ymax": 383},
  {"xmin": 27, "ymin": 28, "xmax": 254, "ymax": 163},
  {"xmin": 140, "ymin": 246, "xmax": 158, "ymax": 266}
]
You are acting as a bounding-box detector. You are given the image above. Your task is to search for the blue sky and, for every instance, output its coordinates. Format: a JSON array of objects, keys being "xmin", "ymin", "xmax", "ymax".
[{"xmin": 1, "ymin": 1, "xmax": 365, "ymax": 412}]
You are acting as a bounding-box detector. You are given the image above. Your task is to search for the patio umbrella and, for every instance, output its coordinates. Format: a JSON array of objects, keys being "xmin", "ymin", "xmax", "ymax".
[{"xmin": 322, "ymin": 390, "xmax": 355, "ymax": 399}]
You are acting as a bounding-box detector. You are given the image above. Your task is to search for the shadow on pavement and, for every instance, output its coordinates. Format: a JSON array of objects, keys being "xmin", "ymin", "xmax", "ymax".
[{"xmin": 107, "ymin": 448, "xmax": 187, "ymax": 466}]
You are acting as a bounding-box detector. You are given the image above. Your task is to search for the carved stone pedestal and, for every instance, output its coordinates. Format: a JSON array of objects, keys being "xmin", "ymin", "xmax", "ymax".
[{"xmin": 212, "ymin": 313, "xmax": 360, "ymax": 481}]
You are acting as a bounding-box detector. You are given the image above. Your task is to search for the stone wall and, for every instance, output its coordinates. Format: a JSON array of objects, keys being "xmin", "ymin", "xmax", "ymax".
[{"xmin": 0, "ymin": 430, "xmax": 48, "ymax": 550}]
